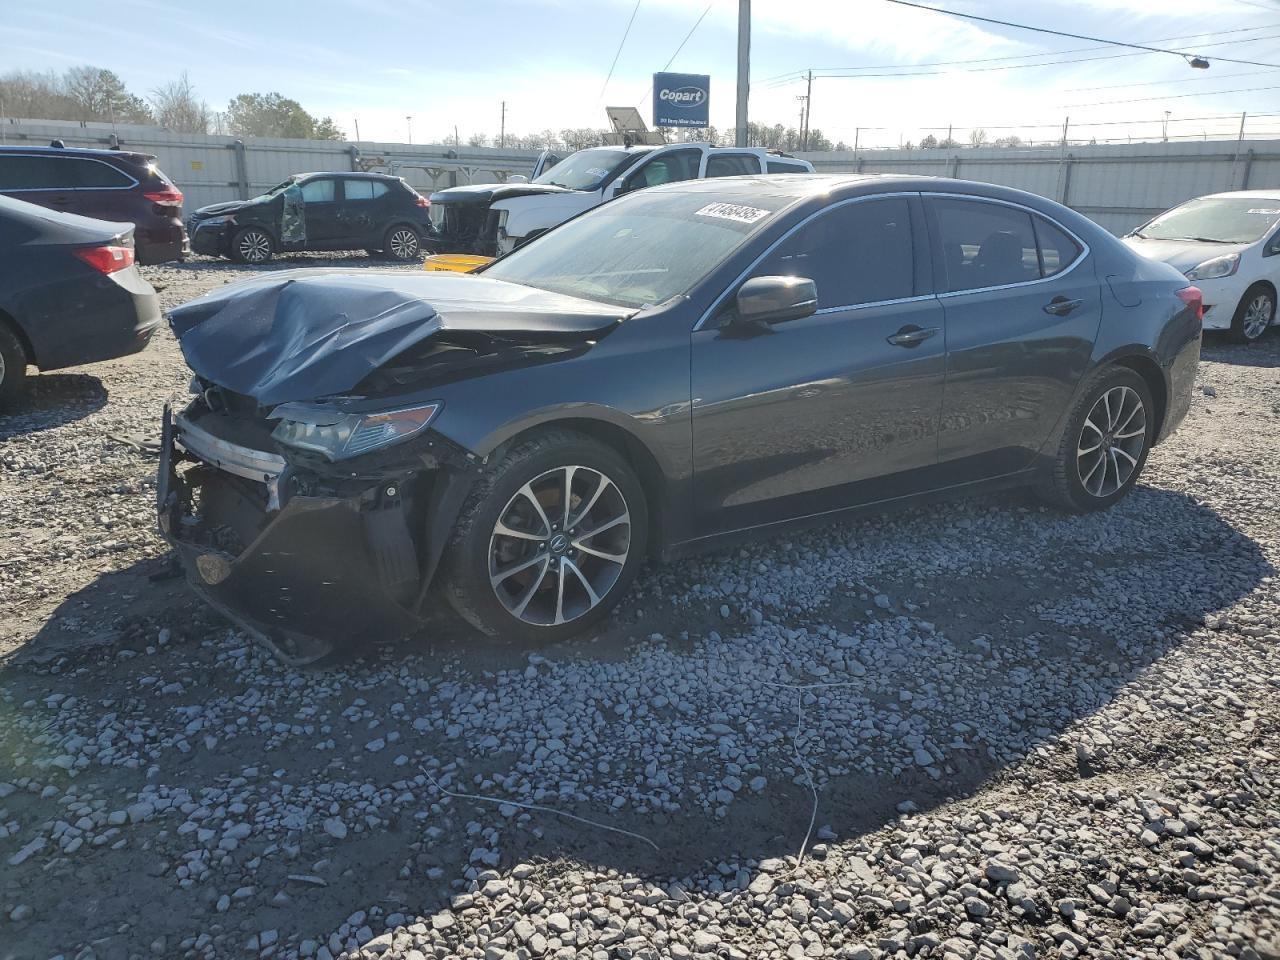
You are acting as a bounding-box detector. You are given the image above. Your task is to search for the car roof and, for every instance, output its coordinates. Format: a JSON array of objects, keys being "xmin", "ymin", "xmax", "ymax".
[
  {"xmin": 0, "ymin": 144, "xmax": 156, "ymax": 164},
  {"xmin": 296, "ymin": 170, "xmax": 400, "ymax": 180},
  {"xmin": 1198, "ymin": 190, "xmax": 1280, "ymax": 201}
]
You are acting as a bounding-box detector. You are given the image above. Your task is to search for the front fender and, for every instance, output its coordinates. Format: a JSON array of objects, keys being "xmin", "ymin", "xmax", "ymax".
[{"xmin": 493, "ymin": 192, "xmax": 600, "ymax": 241}]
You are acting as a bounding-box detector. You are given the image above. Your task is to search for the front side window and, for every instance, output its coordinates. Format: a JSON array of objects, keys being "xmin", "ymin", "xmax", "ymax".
[
  {"xmin": 1136, "ymin": 197, "xmax": 1280, "ymax": 244},
  {"xmin": 706, "ymin": 154, "xmax": 759, "ymax": 178},
  {"xmin": 533, "ymin": 148, "xmax": 635, "ymax": 191},
  {"xmin": 483, "ymin": 190, "xmax": 791, "ymax": 309},
  {"xmin": 754, "ymin": 197, "xmax": 914, "ymax": 309},
  {"xmin": 929, "ymin": 198, "xmax": 1042, "ymax": 292},
  {"xmin": 626, "ymin": 150, "xmax": 702, "ymax": 191},
  {"xmin": 300, "ymin": 179, "xmax": 335, "ymax": 203}
]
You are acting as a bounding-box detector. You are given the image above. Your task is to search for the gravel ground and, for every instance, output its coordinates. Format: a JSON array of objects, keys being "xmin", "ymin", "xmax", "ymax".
[{"xmin": 1, "ymin": 256, "xmax": 1278, "ymax": 960}]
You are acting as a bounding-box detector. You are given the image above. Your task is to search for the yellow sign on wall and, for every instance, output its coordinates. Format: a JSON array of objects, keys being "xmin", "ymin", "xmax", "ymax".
[{"xmin": 190, "ymin": 160, "xmax": 204, "ymax": 171}]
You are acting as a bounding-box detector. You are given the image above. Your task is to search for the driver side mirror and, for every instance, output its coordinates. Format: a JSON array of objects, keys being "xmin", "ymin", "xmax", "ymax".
[
  {"xmin": 735, "ymin": 276, "xmax": 818, "ymax": 325},
  {"xmin": 1265, "ymin": 234, "xmax": 1280, "ymax": 257}
]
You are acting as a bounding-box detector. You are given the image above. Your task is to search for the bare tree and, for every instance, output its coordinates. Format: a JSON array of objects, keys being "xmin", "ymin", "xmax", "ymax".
[
  {"xmin": 968, "ymin": 127, "xmax": 988, "ymax": 147},
  {"xmin": 150, "ymin": 72, "xmax": 210, "ymax": 133},
  {"xmin": 64, "ymin": 66, "xmax": 151, "ymax": 123},
  {"xmin": 467, "ymin": 132, "xmax": 490, "ymax": 147}
]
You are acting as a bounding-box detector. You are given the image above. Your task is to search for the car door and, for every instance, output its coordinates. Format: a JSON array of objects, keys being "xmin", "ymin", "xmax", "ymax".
[
  {"xmin": 339, "ymin": 178, "xmax": 385, "ymax": 245},
  {"xmin": 296, "ymin": 177, "xmax": 343, "ymax": 248},
  {"xmin": 923, "ymin": 195, "xmax": 1100, "ymax": 481},
  {"xmin": 690, "ymin": 193, "xmax": 946, "ymax": 536}
]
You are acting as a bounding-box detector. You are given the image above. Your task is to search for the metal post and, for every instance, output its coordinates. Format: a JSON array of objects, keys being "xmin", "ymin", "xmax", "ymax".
[
  {"xmin": 1242, "ymin": 149, "xmax": 1255, "ymax": 190},
  {"xmin": 853, "ymin": 127, "xmax": 860, "ymax": 162},
  {"xmin": 803, "ymin": 70, "xmax": 812, "ymax": 150},
  {"xmin": 1061, "ymin": 154, "xmax": 1075, "ymax": 207},
  {"xmin": 231, "ymin": 139, "xmax": 249, "ymax": 200},
  {"xmin": 354, "ymin": 117, "xmax": 361, "ymax": 143},
  {"xmin": 735, "ymin": 0, "xmax": 750, "ymax": 147},
  {"xmin": 500, "ymin": 101, "xmax": 506, "ymax": 150},
  {"xmin": 406, "ymin": 116, "xmax": 413, "ymax": 145},
  {"xmin": 1231, "ymin": 111, "xmax": 1247, "ymax": 189}
]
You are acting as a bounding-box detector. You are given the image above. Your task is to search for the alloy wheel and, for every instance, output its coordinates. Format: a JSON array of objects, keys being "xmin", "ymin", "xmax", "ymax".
[
  {"xmin": 0, "ymin": 350, "xmax": 6, "ymax": 387},
  {"xmin": 1242, "ymin": 293, "xmax": 1274, "ymax": 341},
  {"xmin": 238, "ymin": 230, "xmax": 271, "ymax": 263},
  {"xmin": 488, "ymin": 466, "xmax": 631, "ymax": 626},
  {"xmin": 1077, "ymin": 385, "xmax": 1146, "ymax": 498},
  {"xmin": 388, "ymin": 228, "xmax": 419, "ymax": 259}
]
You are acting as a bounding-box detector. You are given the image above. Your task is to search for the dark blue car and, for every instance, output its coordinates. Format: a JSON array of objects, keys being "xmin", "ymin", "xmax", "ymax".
[{"xmin": 159, "ymin": 175, "xmax": 1201, "ymax": 662}]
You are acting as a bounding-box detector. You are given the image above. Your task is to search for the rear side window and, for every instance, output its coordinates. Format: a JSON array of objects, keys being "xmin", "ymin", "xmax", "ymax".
[
  {"xmin": 72, "ymin": 159, "xmax": 133, "ymax": 188},
  {"xmin": 706, "ymin": 154, "xmax": 759, "ymax": 178},
  {"xmin": 766, "ymin": 159, "xmax": 808, "ymax": 173},
  {"xmin": 756, "ymin": 196, "xmax": 914, "ymax": 308},
  {"xmin": 0, "ymin": 154, "xmax": 68, "ymax": 189},
  {"xmin": 300, "ymin": 179, "xmax": 335, "ymax": 202},
  {"xmin": 928, "ymin": 198, "xmax": 1041, "ymax": 292},
  {"xmin": 344, "ymin": 179, "xmax": 389, "ymax": 201},
  {"xmin": 1033, "ymin": 215, "xmax": 1083, "ymax": 277}
]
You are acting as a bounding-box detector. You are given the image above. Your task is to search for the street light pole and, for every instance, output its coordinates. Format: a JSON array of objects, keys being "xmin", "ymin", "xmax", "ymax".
[{"xmin": 735, "ymin": 0, "xmax": 750, "ymax": 147}]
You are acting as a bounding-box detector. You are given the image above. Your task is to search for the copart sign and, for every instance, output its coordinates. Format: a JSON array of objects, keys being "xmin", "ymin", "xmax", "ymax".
[{"xmin": 653, "ymin": 72, "xmax": 710, "ymax": 128}]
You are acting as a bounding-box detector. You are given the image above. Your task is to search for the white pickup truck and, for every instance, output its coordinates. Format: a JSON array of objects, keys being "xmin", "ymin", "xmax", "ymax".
[{"xmin": 427, "ymin": 143, "xmax": 814, "ymax": 257}]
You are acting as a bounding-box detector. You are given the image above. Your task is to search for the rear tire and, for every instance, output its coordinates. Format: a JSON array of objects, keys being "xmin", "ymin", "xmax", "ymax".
[
  {"xmin": 1037, "ymin": 366, "xmax": 1154, "ymax": 513},
  {"xmin": 0, "ymin": 321, "xmax": 29, "ymax": 407},
  {"xmin": 1229, "ymin": 283, "xmax": 1275, "ymax": 343},
  {"xmin": 229, "ymin": 227, "xmax": 274, "ymax": 264},
  {"xmin": 442, "ymin": 430, "xmax": 648, "ymax": 645},
  {"xmin": 383, "ymin": 224, "xmax": 422, "ymax": 261}
]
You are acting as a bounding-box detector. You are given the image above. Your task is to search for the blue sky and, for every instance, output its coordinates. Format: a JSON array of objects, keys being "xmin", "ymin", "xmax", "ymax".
[{"xmin": 3, "ymin": 0, "xmax": 1279, "ymax": 147}]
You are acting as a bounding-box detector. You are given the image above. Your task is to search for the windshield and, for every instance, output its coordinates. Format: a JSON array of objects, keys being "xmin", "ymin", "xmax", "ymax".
[
  {"xmin": 253, "ymin": 178, "xmax": 297, "ymax": 201},
  {"xmin": 482, "ymin": 190, "xmax": 791, "ymax": 308},
  {"xmin": 1137, "ymin": 197, "xmax": 1280, "ymax": 243},
  {"xmin": 533, "ymin": 148, "xmax": 637, "ymax": 191}
]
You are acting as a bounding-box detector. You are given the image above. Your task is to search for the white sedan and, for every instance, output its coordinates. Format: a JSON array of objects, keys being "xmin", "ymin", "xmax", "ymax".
[{"xmin": 1123, "ymin": 190, "xmax": 1280, "ymax": 343}]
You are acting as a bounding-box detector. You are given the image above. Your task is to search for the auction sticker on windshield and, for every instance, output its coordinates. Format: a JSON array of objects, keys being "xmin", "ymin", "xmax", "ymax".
[{"xmin": 694, "ymin": 202, "xmax": 771, "ymax": 225}]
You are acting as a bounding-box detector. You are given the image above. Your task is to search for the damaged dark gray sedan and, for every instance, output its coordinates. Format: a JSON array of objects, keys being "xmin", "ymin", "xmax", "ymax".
[{"xmin": 159, "ymin": 175, "xmax": 1202, "ymax": 663}]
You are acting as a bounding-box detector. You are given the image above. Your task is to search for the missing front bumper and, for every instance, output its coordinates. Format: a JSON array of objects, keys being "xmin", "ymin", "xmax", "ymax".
[{"xmin": 158, "ymin": 406, "xmax": 424, "ymax": 665}]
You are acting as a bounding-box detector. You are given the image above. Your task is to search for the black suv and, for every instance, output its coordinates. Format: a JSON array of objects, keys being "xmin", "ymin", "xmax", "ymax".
[
  {"xmin": 0, "ymin": 145, "xmax": 187, "ymax": 264},
  {"xmin": 188, "ymin": 172, "xmax": 433, "ymax": 263}
]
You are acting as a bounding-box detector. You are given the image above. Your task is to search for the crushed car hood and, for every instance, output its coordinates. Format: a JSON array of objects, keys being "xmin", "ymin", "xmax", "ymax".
[
  {"xmin": 429, "ymin": 182, "xmax": 576, "ymax": 204},
  {"xmin": 168, "ymin": 270, "xmax": 628, "ymax": 406}
]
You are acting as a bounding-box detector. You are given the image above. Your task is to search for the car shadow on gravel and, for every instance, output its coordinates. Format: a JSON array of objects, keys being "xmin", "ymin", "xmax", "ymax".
[
  {"xmin": 1200, "ymin": 331, "xmax": 1280, "ymax": 367},
  {"xmin": 2, "ymin": 485, "xmax": 1271, "ymax": 957},
  {"xmin": 0, "ymin": 372, "xmax": 107, "ymax": 439}
]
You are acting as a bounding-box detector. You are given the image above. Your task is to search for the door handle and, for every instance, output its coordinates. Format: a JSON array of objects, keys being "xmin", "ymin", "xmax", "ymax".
[
  {"xmin": 1043, "ymin": 296, "xmax": 1084, "ymax": 316},
  {"xmin": 887, "ymin": 325, "xmax": 939, "ymax": 347}
]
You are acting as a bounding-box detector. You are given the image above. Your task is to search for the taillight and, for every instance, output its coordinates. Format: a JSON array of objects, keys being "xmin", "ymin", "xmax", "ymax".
[
  {"xmin": 414, "ymin": 194, "xmax": 430, "ymax": 209},
  {"xmin": 1176, "ymin": 285, "xmax": 1204, "ymax": 321},
  {"xmin": 144, "ymin": 188, "xmax": 183, "ymax": 207},
  {"xmin": 74, "ymin": 245, "xmax": 135, "ymax": 274}
]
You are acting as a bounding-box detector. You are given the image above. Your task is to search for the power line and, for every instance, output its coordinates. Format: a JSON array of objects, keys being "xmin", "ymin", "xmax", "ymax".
[
  {"xmin": 761, "ymin": 29, "xmax": 1280, "ymax": 88},
  {"xmin": 1065, "ymin": 68, "xmax": 1273, "ymax": 92},
  {"xmin": 759, "ymin": 23, "xmax": 1280, "ymax": 84},
  {"xmin": 880, "ymin": 0, "xmax": 1280, "ymax": 69},
  {"xmin": 600, "ymin": 0, "xmax": 643, "ymax": 99},
  {"xmin": 634, "ymin": 0, "xmax": 716, "ymax": 107},
  {"xmin": 1064, "ymin": 83, "xmax": 1280, "ymax": 108}
]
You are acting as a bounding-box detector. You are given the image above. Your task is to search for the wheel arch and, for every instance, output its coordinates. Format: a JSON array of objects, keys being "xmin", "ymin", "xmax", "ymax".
[
  {"xmin": 1107, "ymin": 351, "xmax": 1168, "ymax": 441},
  {"xmin": 474, "ymin": 413, "xmax": 674, "ymax": 554},
  {"xmin": 0, "ymin": 307, "xmax": 36, "ymax": 367}
]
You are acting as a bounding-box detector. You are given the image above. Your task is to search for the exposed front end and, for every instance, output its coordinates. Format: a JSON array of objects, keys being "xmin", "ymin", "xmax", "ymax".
[
  {"xmin": 428, "ymin": 197, "xmax": 503, "ymax": 256},
  {"xmin": 157, "ymin": 389, "xmax": 471, "ymax": 663}
]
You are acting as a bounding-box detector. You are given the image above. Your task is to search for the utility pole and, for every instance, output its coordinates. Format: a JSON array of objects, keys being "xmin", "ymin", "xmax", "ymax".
[
  {"xmin": 735, "ymin": 0, "xmax": 750, "ymax": 147},
  {"xmin": 796, "ymin": 99, "xmax": 807, "ymax": 151},
  {"xmin": 406, "ymin": 116, "xmax": 413, "ymax": 145},
  {"xmin": 1232, "ymin": 111, "xmax": 1248, "ymax": 188},
  {"xmin": 500, "ymin": 101, "xmax": 506, "ymax": 149},
  {"xmin": 354, "ymin": 117, "xmax": 361, "ymax": 142},
  {"xmin": 1163, "ymin": 110, "xmax": 1171, "ymax": 142},
  {"xmin": 802, "ymin": 70, "xmax": 812, "ymax": 150}
]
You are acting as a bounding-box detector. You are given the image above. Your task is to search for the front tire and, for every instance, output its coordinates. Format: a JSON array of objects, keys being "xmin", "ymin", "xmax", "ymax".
[
  {"xmin": 443, "ymin": 430, "xmax": 648, "ymax": 645},
  {"xmin": 229, "ymin": 227, "xmax": 274, "ymax": 264},
  {"xmin": 383, "ymin": 224, "xmax": 422, "ymax": 261},
  {"xmin": 1230, "ymin": 283, "xmax": 1275, "ymax": 343},
  {"xmin": 1037, "ymin": 366, "xmax": 1154, "ymax": 513},
  {"xmin": 0, "ymin": 322, "xmax": 30, "ymax": 407}
]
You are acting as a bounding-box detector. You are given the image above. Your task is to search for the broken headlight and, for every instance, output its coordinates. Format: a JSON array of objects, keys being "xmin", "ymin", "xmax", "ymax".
[{"xmin": 270, "ymin": 402, "xmax": 441, "ymax": 461}]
